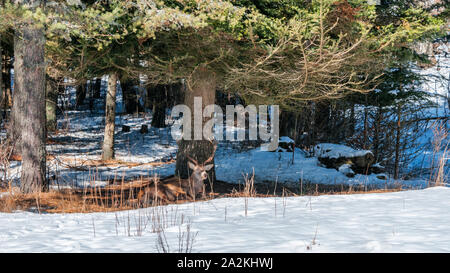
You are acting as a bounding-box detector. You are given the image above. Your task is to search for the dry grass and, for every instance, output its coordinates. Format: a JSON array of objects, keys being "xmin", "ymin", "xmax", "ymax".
[
  {"xmin": 429, "ymin": 121, "xmax": 448, "ymax": 187},
  {"xmin": 0, "ymin": 178, "xmax": 173, "ymax": 213},
  {"xmin": 155, "ymin": 217, "xmax": 198, "ymax": 253},
  {"xmin": 0, "ymin": 188, "xmax": 118, "ymax": 213},
  {"xmin": 222, "ymin": 180, "xmax": 403, "ymax": 199},
  {"xmin": 0, "ymin": 176, "xmax": 404, "ymax": 214},
  {"xmin": 8, "ymin": 154, "xmax": 56, "ymax": 162},
  {"xmin": 54, "ymin": 157, "xmax": 175, "ymax": 171}
]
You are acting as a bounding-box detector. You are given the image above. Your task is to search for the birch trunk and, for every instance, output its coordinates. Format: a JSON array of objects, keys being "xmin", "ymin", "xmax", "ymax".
[{"xmin": 102, "ymin": 73, "xmax": 117, "ymax": 160}]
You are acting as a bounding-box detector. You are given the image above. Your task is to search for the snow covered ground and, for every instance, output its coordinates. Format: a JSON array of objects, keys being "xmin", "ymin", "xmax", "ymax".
[
  {"xmin": 1, "ymin": 187, "xmax": 450, "ymax": 252},
  {"xmin": 214, "ymin": 147, "xmax": 427, "ymax": 188}
]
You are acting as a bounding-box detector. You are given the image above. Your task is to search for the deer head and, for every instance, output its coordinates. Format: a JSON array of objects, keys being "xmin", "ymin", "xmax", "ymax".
[
  {"xmin": 185, "ymin": 161, "xmax": 213, "ymax": 197},
  {"xmin": 188, "ymin": 161, "xmax": 213, "ymax": 181},
  {"xmin": 186, "ymin": 141, "xmax": 217, "ymax": 196}
]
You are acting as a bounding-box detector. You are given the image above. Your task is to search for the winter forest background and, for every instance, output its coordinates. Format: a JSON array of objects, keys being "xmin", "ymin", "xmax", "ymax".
[{"xmin": 0, "ymin": 0, "xmax": 449, "ymax": 253}]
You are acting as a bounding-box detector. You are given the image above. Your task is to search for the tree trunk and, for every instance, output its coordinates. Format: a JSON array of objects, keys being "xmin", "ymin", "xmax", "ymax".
[
  {"xmin": 0, "ymin": 34, "xmax": 3, "ymax": 124},
  {"xmin": 363, "ymin": 96, "xmax": 369, "ymax": 150},
  {"xmin": 280, "ymin": 110, "xmax": 300, "ymax": 142},
  {"xmin": 75, "ymin": 83, "xmax": 86, "ymax": 108},
  {"xmin": 120, "ymin": 77, "xmax": 142, "ymax": 114},
  {"xmin": 46, "ymin": 77, "xmax": 58, "ymax": 132},
  {"xmin": 349, "ymin": 103, "xmax": 355, "ymax": 138},
  {"xmin": 2, "ymin": 52, "xmax": 12, "ymax": 121},
  {"xmin": 93, "ymin": 77, "xmax": 101, "ymax": 98},
  {"xmin": 175, "ymin": 66, "xmax": 216, "ymax": 182},
  {"xmin": 10, "ymin": 41, "xmax": 24, "ymax": 154},
  {"xmin": 3, "ymin": 54, "xmax": 12, "ymax": 110},
  {"xmin": 314, "ymin": 101, "xmax": 331, "ymax": 143},
  {"xmin": 5, "ymin": 59, "xmax": 12, "ymax": 109},
  {"xmin": 88, "ymin": 79, "xmax": 94, "ymax": 112},
  {"xmin": 14, "ymin": 23, "xmax": 47, "ymax": 193},
  {"xmin": 373, "ymin": 106, "xmax": 382, "ymax": 162},
  {"xmin": 394, "ymin": 104, "xmax": 402, "ymax": 180},
  {"xmin": 150, "ymin": 84, "xmax": 167, "ymax": 128},
  {"xmin": 102, "ymin": 73, "xmax": 117, "ymax": 160}
]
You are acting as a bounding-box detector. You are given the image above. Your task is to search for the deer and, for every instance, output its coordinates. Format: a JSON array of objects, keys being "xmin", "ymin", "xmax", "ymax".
[{"xmin": 137, "ymin": 142, "xmax": 217, "ymax": 205}]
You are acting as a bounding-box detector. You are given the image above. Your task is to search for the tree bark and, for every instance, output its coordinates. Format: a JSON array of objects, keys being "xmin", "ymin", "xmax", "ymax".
[
  {"xmin": 373, "ymin": 106, "xmax": 383, "ymax": 162},
  {"xmin": 0, "ymin": 34, "xmax": 3, "ymax": 124},
  {"xmin": 14, "ymin": 23, "xmax": 47, "ymax": 193},
  {"xmin": 46, "ymin": 77, "xmax": 58, "ymax": 132},
  {"xmin": 2, "ymin": 53, "xmax": 12, "ymax": 112},
  {"xmin": 394, "ymin": 104, "xmax": 402, "ymax": 180},
  {"xmin": 102, "ymin": 73, "xmax": 117, "ymax": 160},
  {"xmin": 2, "ymin": 52, "xmax": 12, "ymax": 122},
  {"xmin": 10, "ymin": 38, "xmax": 24, "ymax": 153},
  {"xmin": 314, "ymin": 101, "xmax": 331, "ymax": 143},
  {"xmin": 93, "ymin": 77, "xmax": 101, "ymax": 98},
  {"xmin": 75, "ymin": 83, "xmax": 86, "ymax": 108},
  {"xmin": 175, "ymin": 66, "xmax": 216, "ymax": 182},
  {"xmin": 5, "ymin": 59, "xmax": 12, "ymax": 109},
  {"xmin": 349, "ymin": 103, "xmax": 355, "ymax": 138},
  {"xmin": 280, "ymin": 111, "xmax": 300, "ymax": 142},
  {"xmin": 363, "ymin": 95, "xmax": 369, "ymax": 150},
  {"xmin": 150, "ymin": 84, "xmax": 167, "ymax": 128},
  {"xmin": 120, "ymin": 76, "xmax": 142, "ymax": 114}
]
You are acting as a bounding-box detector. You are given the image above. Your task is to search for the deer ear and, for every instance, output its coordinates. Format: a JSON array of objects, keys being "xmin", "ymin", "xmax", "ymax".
[
  {"xmin": 188, "ymin": 161, "xmax": 196, "ymax": 170},
  {"xmin": 204, "ymin": 164, "xmax": 214, "ymax": 171}
]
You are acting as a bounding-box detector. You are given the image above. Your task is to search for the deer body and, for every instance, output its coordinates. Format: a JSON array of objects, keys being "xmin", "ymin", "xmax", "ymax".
[
  {"xmin": 137, "ymin": 141, "xmax": 217, "ymax": 205},
  {"xmin": 138, "ymin": 162, "xmax": 214, "ymax": 204}
]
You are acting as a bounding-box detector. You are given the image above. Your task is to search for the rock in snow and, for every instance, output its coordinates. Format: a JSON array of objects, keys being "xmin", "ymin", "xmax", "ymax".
[{"xmin": 314, "ymin": 143, "xmax": 376, "ymax": 174}]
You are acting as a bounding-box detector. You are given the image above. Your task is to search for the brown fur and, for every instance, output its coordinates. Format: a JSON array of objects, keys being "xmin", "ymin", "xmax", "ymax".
[
  {"xmin": 138, "ymin": 175, "xmax": 204, "ymax": 205},
  {"xmin": 137, "ymin": 161, "xmax": 213, "ymax": 204}
]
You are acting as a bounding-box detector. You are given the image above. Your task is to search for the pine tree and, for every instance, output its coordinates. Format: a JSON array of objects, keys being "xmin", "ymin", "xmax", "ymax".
[{"xmin": 12, "ymin": 0, "xmax": 47, "ymax": 193}]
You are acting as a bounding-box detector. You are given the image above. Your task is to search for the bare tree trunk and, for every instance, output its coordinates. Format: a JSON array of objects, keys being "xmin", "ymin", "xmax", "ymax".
[
  {"xmin": 11, "ymin": 38, "xmax": 24, "ymax": 153},
  {"xmin": 120, "ymin": 76, "xmax": 142, "ymax": 115},
  {"xmin": 88, "ymin": 79, "xmax": 94, "ymax": 112},
  {"xmin": 175, "ymin": 66, "xmax": 216, "ymax": 182},
  {"xmin": 75, "ymin": 83, "xmax": 86, "ymax": 108},
  {"xmin": 0, "ymin": 33, "xmax": 3, "ymax": 124},
  {"xmin": 363, "ymin": 95, "xmax": 369, "ymax": 150},
  {"xmin": 14, "ymin": 23, "xmax": 47, "ymax": 193},
  {"xmin": 2, "ymin": 52, "xmax": 12, "ymax": 124},
  {"xmin": 93, "ymin": 77, "xmax": 101, "ymax": 98},
  {"xmin": 373, "ymin": 106, "xmax": 383, "ymax": 162},
  {"xmin": 9, "ymin": 105, "xmax": 20, "ymax": 153},
  {"xmin": 102, "ymin": 73, "xmax": 117, "ymax": 160},
  {"xmin": 350, "ymin": 103, "xmax": 355, "ymax": 137},
  {"xmin": 394, "ymin": 104, "xmax": 402, "ymax": 180},
  {"xmin": 150, "ymin": 84, "xmax": 167, "ymax": 128},
  {"xmin": 314, "ymin": 101, "xmax": 331, "ymax": 142},
  {"xmin": 46, "ymin": 77, "xmax": 58, "ymax": 132},
  {"xmin": 4, "ymin": 54, "xmax": 12, "ymax": 110}
]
